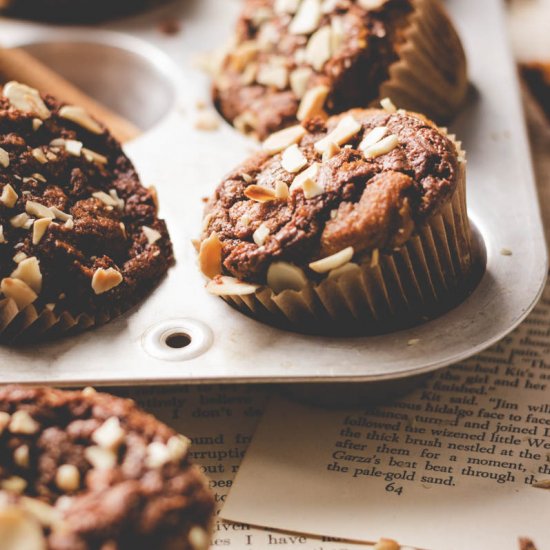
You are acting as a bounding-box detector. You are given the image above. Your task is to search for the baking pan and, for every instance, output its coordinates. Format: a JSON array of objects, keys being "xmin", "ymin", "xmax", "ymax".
[{"xmin": 0, "ymin": 0, "xmax": 546, "ymax": 385}]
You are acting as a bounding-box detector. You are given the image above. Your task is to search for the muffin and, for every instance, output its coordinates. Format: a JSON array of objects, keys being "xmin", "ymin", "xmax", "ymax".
[
  {"xmin": 199, "ymin": 103, "xmax": 473, "ymax": 334},
  {"xmin": 0, "ymin": 385, "xmax": 214, "ymax": 550},
  {"xmin": 213, "ymin": 0, "xmax": 468, "ymax": 140},
  {"xmin": 0, "ymin": 81, "xmax": 174, "ymax": 343}
]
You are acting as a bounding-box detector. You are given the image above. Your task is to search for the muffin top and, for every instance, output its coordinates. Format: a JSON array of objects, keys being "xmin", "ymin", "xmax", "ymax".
[
  {"xmin": 0, "ymin": 82, "xmax": 173, "ymax": 335},
  {"xmin": 201, "ymin": 107, "xmax": 462, "ymax": 285},
  {"xmin": 0, "ymin": 385, "xmax": 214, "ymax": 550},
  {"xmin": 214, "ymin": 0, "xmax": 413, "ymax": 139}
]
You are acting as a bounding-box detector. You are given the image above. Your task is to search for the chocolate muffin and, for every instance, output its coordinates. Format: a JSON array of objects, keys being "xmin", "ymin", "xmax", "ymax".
[
  {"xmin": 199, "ymin": 104, "xmax": 473, "ymax": 333},
  {"xmin": 0, "ymin": 81, "xmax": 174, "ymax": 343},
  {"xmin": 0, "ymin": 385, "xmax": 214, "ymax": 550},
  {"xmin": 213, "ymin": 0, "xmax": 468, "ymax": 140}
]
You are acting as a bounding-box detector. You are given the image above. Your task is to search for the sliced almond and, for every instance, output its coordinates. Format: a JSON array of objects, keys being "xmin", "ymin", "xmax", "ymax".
[
  {"xmin": 142, "ymin": 226, "xmax": 162, "ymax": 245},
  {"xmin": 64, "ymin": 139, "xmax": 83, "ymax": 157},
  {"xmin": 13, "ymin": 252, "xmax": 26, "ymax": 264},
  {"xmin": 145, "ymin": 441, "xmax": 171, "ymax": 469},
  {"xmin": 253, "ymin": 223, "xmax": 270, "ymax": 246},
  {"xmin": 234, "ymin": 110, "xmax": 259, "ymax": 135},
  {"xmin": 322, "ymin": 141, "xmax": 340, "ymax": 161},
  {"xmin": 281, "ymin": 144, "xmax": 308, "ymax": 173},
  {"xmin": 244, "ymin": 184, "xmax": 277, "ymax": 203},
  {"xmin": 0, "ymin": 225, "xmax": 5, "ymax": 244},
  {"xmin": 359, "ymin": 125, "xmax": 388, "ymax": 151},
  {"xmin": 380, "ymin": 97, "xmax": 397, "ymax": 113},
  {"xmin": 289, "ymin": 162, "xmax": 320, "ymax": 193},
  {"xmin": 314, "ymin": 114, "xmax": 362, "ymax": 153},
  {"xmin": 303, "ymin": 177, "xmax": 325, "ymax": 199},
  {"xmin": 262, "ymin": 124, "xmax": 307, "ymax": 154},
  {"xmin": 0, "ymin": 184, "xmax": 18, "ymax": 208},
  {"xmin": 10, "ymin": 213, "xmax": 29, "ymax": 228},
  {"xmin": 267, "ymin": 262, "xmax": 308, "ymax": 293},
  {"xmin": 241, "ymin": 62, "xmax": 258, "ymax": 85},
  {"xmin": 199, "ymin": 233, "xmax": 223, "ymax": 278},
  {"xmin": 26, "ymin": 201, "xmax": 54, "ymax": 219},
  {"xmin": 59, "ymin": 105, "xmax": 103, "ymax": 134},
  {"xmin": 91, "ymin": 267, "xmax": 123, "ymax": 295},
  {"xmin": 362, "ymin": 134, "xmax": 399, "ymax": 158},
  {"xmin": 19, "ymin": 497, "xmax": 60, "ymax": 528},
  {"xmin": 82, "ymin": 148, "xmax": 108, "ymax": 165},
  {"xmin": 256, "ymin": 63, "xmax": 288, "ymax": 90},
  {"xmin": 289, "ymin": 0, "xmax": 322, "ymax": 34},
  {"xmin": 289, "ymin": 67, "xmax": 313, "ymax": 99},
  {"xmin": 309, "ymin": 246, "xmax": 354, "ymax": 273},
  {"xmin": 227, "ymin": 41, "xmax": 258, "ymax": 72},
  {"xmin": 11, "ymin": 256, "xmax": 42, "ymax": 293},
  {"xmin": 297, "ymin": 84, "xmax": 329, "ymax": 121},
  {"xmin": 275, "ymin": 180, "xmax": 290, "ymax": 199},
  {"xmin": 305, "ymin": 26, "xmax": 332, "ymax": 71},
  {"xmin": 206, "ymin": 276, "xmax": 259, "ymax": 296},
  {"xmin": 92, "ymin": 191, "xmax": 118, "ymax": 208},
  {"xmin": 32, "ymin": 218, "xmax": 51, "ymax": 245},
  {"xmin": 0, "ymin": 147, "xmax": 9, "ymax": 168},
  {"xmin": 84, "ymin": 446, "xmax": 117, "ymax": 470},
  {"xmin": 50, "ymin": 207, "xmax": 72, "ymax": 222},
  {"xmin": 3, "ymin": 81, "xmax": 50, "ymax": 120},
  {"xmin": 92, "ymin": 417, "xmax": 125, "ymax": 450},
  {"xmin": 31, "ymin": 148, "xmax": 48, "ymax": 164}
]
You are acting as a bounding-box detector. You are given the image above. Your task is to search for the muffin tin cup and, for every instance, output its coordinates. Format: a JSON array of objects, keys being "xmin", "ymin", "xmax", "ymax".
[
  {"xmin": 221, "ymin": 138, "xmax": 474, "ymax": 336},
  {"xmin": 378, "ymin": 0, "xmax": 469, "ymax": 123}
]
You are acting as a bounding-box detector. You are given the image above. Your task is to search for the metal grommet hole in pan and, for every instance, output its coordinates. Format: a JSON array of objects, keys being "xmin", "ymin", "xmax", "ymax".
[{"xmin": 142, "ymin": 319, "xmax": 213, "ymax": 361}]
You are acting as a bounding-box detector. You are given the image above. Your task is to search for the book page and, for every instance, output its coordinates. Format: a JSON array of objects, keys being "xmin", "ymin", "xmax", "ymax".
[{"xmin": 221, "ymin": 285, "xmax": 550, "ymax": 550}]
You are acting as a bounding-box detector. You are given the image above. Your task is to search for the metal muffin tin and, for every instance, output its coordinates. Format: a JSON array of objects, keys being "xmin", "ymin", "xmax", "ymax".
[{"xmin": 0, "ymin": 0, "xmax": 546, "ymax": 385}]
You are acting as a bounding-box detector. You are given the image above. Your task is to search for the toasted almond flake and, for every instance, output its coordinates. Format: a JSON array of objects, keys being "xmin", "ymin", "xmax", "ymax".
[
  {"xmin": 32, "ymin": 218, "xmax": 51, "ymax": 245},
  {"xmin": 26, "ymin": 200, "xmax": 54, "ymax": 219},
  {"xmin": 0, "ymin": 147, "xmax": 9, "ymax": 168},
  {"xmin": 322, "ymin": 141, "xmax": 340, "ymax": 161},
  {"xmin": 305, "ymin": 26, "xmax": 332, "ymax": 71},
  {"xmin": 50, "ymin": 206, "xmax": 71, "ymax": 222},
  {"xmin": 199, "ymin": 233, "xmax": 223, "ymax": 278},
  {"xmin": 309, "ymin": 246, "xmax": 354, "ymax": 273},
  {"xmin": 9, "ymin": 410, "xmax": 39, "ymax": 434},
  {"xmin": 13, "ymin": 445, "xmax": 29, "ymax": 468},
  {"xmin": 64, "ymin": 218, "xmax": 74, "ymax": 230},
  {"xmin": 267, "ymin": 262, "xmax": 308, "ymax": 293},
  {"xmin": 289, "ymin": 0, "xmax": 322, "ymax": 34},
  {"xmin": 275, "ymin": 0, "xmax": 300, "ymax": 14},
  {"xmin": 59, "ymin": 105, "xmax": 103, "ymax": 134},
  {"xmin": 206, "ymin": 276, "xmax": 259, "ymax": 296},
  {"xmin": 32, "ymin": 118, "xmax": 43, "ymax": 131},
  {"xmin": 55, "ymin": 464, "xmax": 80, "ymax": 493},
  {"xmin": 256, "ymin": 63, "xmax": 288, "ymax": 90},
  {"xmin": 64, "ymin": 139, "xmax": 83, "ymax": 157},
  {"xmin": 380, "ymin": 96, "xmax": 397, "ymax": 113},
  {"xmin": 275, "ymin": 180, "xmax": 290, "ymax": 199},
  {"xmin": 253, "ymin": 223, "xmax": 270, "ymax": 246},
  {"xmin": 194, "ymin": 110, "xmax": 220, "ymax": 131},
  {"xmin": 11, "ymin": 256, "xmax": 42, "ymax": 293},
  {"xmin": 108, "ymin": 189, "xmax": 125, "ymax": 210},
  {"xmin": 0, "ymin": 225, "xmax": 5, "ymax": 244},
  {"xmin": 263, "ymin": 124, "xmax": 307, "ymax": 154},
  {"xmin": 31, "ymin": 148, "xmax": 48, "ymax": 164},
  {"xmin": 13, "ymin": 251, "xmax": 26, "ymax": 263},
  {"xmin": 145, "ymin": 442, "xmax": 171, "ymax": 469},
  {"xmin": 290, "ymin": 162, "xmax": 320, "ymax": 192},
  {"xmin": 167, "ymin": 435, "xmax": 190, "ymax": 462},
  {"xmin": 362, "ymin": 134, "xmax": 399, "ymax": 158},
  {"xmin": 82, "ymin": 147, "xmax": 108, "ymax": 165},
  {"xmin": 314, "ymin": 114, "xmax": 362, "ymax": 153},
  {"xmin": 143, "ymin": 226, "xmax": 162, "ymax": 245},
  {"xmin": 23, "ymin": 218, "xmax": 34, "ymax": 230},
  {"xmin": 359, "ymin": 126, "xmax": 388, "ymax": 151},
  {"xmin": 373, "ymin": 538, "xmax": 400, "ymax": 550},
  {"xmin": 91, "ymin": 267, "xmax": 123, "ymax": 295},
  {"xmin": 10, "ymin": 213, "xmax": 29, "ymax": 228},
  {"xmin": 3, "ymin": 81, "xmax": 50, "ymax": 119},
  {"xmin": 84, "ymin": 446, "xmax": 117, "ymax": 470},
  {"xmin": 188, "ymin": 526, "xmax": 210, "ymax": 550},
  {"xmin": 1, "ymin": 184, "xmax": 18, "ymax": 208},
  {"xmin": 289, "ymin": 67, "xmax": 313, "ymax": 99},
  {"xmin": 244, "ymin": 184, "xmax": 277, "ymax": 202},
  {"xmin": 370, "ymin": 248, "xmax": 380, "ymax": 267},
  {"xmin": 281, "ymin": 144, "xmax": 308, "ymax": 173},
  {"xmin": 297, "ymin": 85, "xmax": 329, "ymax": 122},
  {"xmin": 303, "ymin": 177, "xmax": 325, "ymax": 198},
  {"xmin": 92, "ymin": 191, "xmax": 118, "ymax": 208},
  {"xmin": 92, "ymin": 417, "xmax": 125, "ymax": 450}
]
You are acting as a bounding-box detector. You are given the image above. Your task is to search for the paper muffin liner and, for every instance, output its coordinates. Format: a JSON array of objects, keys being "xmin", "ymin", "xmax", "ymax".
[
  {"xmin": 216, "ymin": 137, "xmax": 473, "ymax": 335},
  {"xmin": 377, "ymin": 0, "xmax": 469, "ymax": 123}
]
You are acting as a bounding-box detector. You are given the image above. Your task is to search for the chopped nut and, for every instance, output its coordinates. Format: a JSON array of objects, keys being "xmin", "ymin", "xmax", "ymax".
[
  {"xmin": 0, "ymin": 225, "xmax": 5, "ymax": 244},
  {"xmin": 194, "ymin": 110, "xmax": 220, "ymax": 131},
  {"xmin": 303, "ymin": 177, "xmax": 325, "ymax": 198},
  {"xmin": 289, "ymin": 0, "xmax": 322, "ymax": 34},
  {"xmin": 92, "ymin": 191, "xmax": 120, "ymax": 209},
  {"xmin": 82, "ymin": 387, "xmax": 96, "ymax": 397},
  {"xmin": 50, "ymin": 206, "xmax": 72, "ymax": 222},
  {"xmin": 206, "ymin": 276, "xmax": 259, "ymax": 296},
  {"xmin": 59, "ymin": 105, "xmax": 103, "ymax": 134},
  {"xmin": 3, "ymin": 81, "xmax": 50, "ymax": 119},
  {"xmin": 31, "ymin": 148, "xmax": 48, "ymax": 164},
  {"xmin": 188, "ymin": 526, "xmax": 210, "ymax": 550},
  {"xmin": 199, "ymin": 233, "xmax": 223, "ymax": 278},
  {"xmin": 9, "ymin": 410, "xmax": 39, "ymax": 434},
  {"xmin": 0, "ymin": 147, "xmax": 9, "ymax": 168},
  {"xmin": 297, "ymin": 85, "xmax": 329, "ymax": 121},
  {"xmin": 253, "ymin": 223, "xmax": 270, "ymax": 246},
  {"xmin": 281, "ymin": 144, "xmax": 308, "ymax": 173},
  {"xmin": 305, "ymin": 26, "xmax": 332, "ymax": 71},
  {"xmin": 1, "ymin": 184, "xmax": 18, "ymax": 208},
  {"xmin": 82, "ymin": 148, "xmax": 108, "ymax": 165},
  {"xmin": 359, "ymin": 126, "xmax": 388, "ymax": 151},
  {"xmin": 167, "ymin": 435, "xmax": 190, "ymax": 462},
  {"xmin": 32, "ymin": 218, "xmax": 51, "ymax": 245},
  {"xmin": 92, "ymin": 417, "xmax": 125, "ymax": 450},
  {"xmin": 309, "ymin": 246, "xmax": 354, "ymax": 273},
  {"xmin": 108, "ymin": 189, "xmax": 124, "ymax": 210},
  {"xmin": 373, "ymin": 538, "xmax": 400, "ymax": 550},
  {"xmin": 142, "ymin": 226, "xmax": 162, "ymax": 245},
  {"xmin": 32, "ymin": 118, "xmax": 43, "ymax": 131},
  {"xmin": 290, "ymin": 67, "xmax": 313, "ymax": 98},
  {"xmin": 0, "ymin": 277, "xmax": 37, "ymax": 309},
  {"xmin": 11, "ymin": 256, "xmax": 42, "ymax": 293},
  {"xmin": 64, "ymin": 139, "xmax": 83, "ymax": 157},
  {"xmin": 241, "ymin": 62, "xmax": 258, "ymax": 85},
  {"xmin": 23, "ymin": 217, "xmax": 34, "ymax": 231},
  {"xmin": 263, "ymin": 124, "xmax": 307, "ymax": 154},
  {"xmin": 55, "ymin": 464, "xmax": 80, "ymax": 492},
  {"xmin": 380, "ymin": 96, "xmax": 397, "ymax": 113},
  {"xmin": 267, "ymin": 262, "xmax": 308, "ymax": 293},
  {"xmin": 9, "ymin": 213, "xmax": 29, "ymax": 228},
  {"xmin": 64, "ymin": 218, "xmax": 74, "ymax": 230},
  {"xmin": 256, "ymin": 63, "xmax": 288, "ymax": 90},
  {"xmin": 362, "ymin": 134, "xmax": 399, "ymax": 158},
  {"xmin": 234, "ymin": 110, "xmax": 259, "ymax": 135},
  {"xmin": 13, "ymin": 445, "xmax": 29, "ymax": 468},
  {"xmin": 275, "ymin": 180, "xmax": 290, "ymax": 199},
  {"xmin": 145, "ymin": 441, "xmax": 171, "ymax": 469},
  {"xmin": 0, "ymin": 476, "xmax": 27, "ymax": 494},
  {"xmin": 242, "ymin": 173, "xmax": 253, "ymax": 184},
  {"xmin": 322, "ymin": 141, "xmax": 340, "ymax": 161},
  {"xmin": 91, "ymin": 267, "xmax": 123, "ymax": 295},
  {"xmin": 290, "ymin": 162, "xmax": 320, "ymax": 193},
  {"xmin": 244, "ymin": 184, "xmax": 277, "ymax": 202},
  {"xmin": 84, "ymin": 446, "xmax": 117, "ymax": 470},
  {"xmin": 26, "ymin": 200, "xmax": 54, "ymax": 219},
  {"xmin": 227, "ymin": 41, "xmax": 258, "ymax": 72},
  {"xmin": 314, "ymin": 114, "xmax": 362, "ymax": 153}
]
